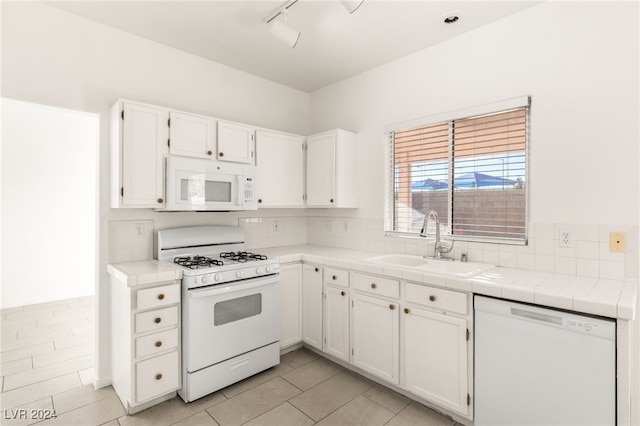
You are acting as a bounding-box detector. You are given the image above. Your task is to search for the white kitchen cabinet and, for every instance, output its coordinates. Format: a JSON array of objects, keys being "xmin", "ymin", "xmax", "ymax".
[
  {"xmin": 217, "ymin": 120, "xmax": 255, "ymax": 164},
  {"xmin": 402, "ymin": 305, "xmax": 469, "ymax": 416},
  {"xmin": 168, "ymin": 111, "xmax": 216, "ymax": 159},
  {"xmin": 255, "ymin": 130, "xmax": 305, "ymax": 207},
  {"xmin": 306, "ymin": 129, "xmax": 358, "ymax": 208},
  {"xmin": 323, "ymin": 284, "xmax": 350, "ymax": 362},
  {"xmin": 280, "ymin": 263, "xmax": 302, "ymax": 349},
  {"xmin": 108, "ymin": 261, "xmax": 182, "ymax": 414},
  {"xmin": 110, "ymin": 100, "xmax": 168, "ymax": 208},
  {"xmin": 302, "ymin": 264, "xmax": 323, "ymax": 350},
  {"xmin": 352, "ymin": 292, "xmax": 399, "ymax": 384}
]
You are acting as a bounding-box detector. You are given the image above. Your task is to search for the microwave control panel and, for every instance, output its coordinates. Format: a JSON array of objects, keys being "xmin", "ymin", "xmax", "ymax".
[{"xmin": 243, "ymin": 177, "xmax": 256, "ymax": 207}]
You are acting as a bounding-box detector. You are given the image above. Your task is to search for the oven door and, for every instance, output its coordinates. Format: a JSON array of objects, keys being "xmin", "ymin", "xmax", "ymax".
[{"xmin": 183, "ymin": 275, "xmax": 279, "ymax": 373}]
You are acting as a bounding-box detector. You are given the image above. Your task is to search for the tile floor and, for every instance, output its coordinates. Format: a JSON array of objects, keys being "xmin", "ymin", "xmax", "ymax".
[{"xmin": 1, "ymin": 296, "xmax": 461, "ymax": 426}]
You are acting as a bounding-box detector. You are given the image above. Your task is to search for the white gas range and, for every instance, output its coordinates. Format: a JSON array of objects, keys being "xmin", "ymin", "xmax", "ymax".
[{"xmin": 157, "ymin": 226, "xmax": 280, "ymax": 403}]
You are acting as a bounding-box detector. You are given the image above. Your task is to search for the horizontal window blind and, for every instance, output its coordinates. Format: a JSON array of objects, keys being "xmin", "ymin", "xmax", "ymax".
[{"xmin": 386, "ymin": 100, "xmax": 529, "ymax": 243}]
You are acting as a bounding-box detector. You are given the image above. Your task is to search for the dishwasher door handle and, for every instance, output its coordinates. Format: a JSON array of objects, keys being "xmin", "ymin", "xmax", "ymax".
[{"xmin": 510, "ymin": 307, "xmax": 563, "ymax": 325}]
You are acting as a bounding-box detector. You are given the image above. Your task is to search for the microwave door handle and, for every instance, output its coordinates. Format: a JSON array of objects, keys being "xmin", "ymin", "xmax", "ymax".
[{"xmin": 236, "ymin": 175, "xmax": 243, "ymax": 206}]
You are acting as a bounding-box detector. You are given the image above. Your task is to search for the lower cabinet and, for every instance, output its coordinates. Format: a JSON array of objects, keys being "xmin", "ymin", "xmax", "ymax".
[
  {"xmin": 402, "ymin": 305, "xmax": 469, "ymax": 416},
  {"xmin": 280, "ymin": 264, "xmax": 302, "ymax": 349},
  {"xmin": 351, "ymin": 293, "xmax": 399, "ymax": 384},
  {"xmin": 302, "ymin": 264, "xmax": 323, "ymax": 350},
  {"xmin": 323, "ymin": 284, "xmax": 350, "ymax": 362}
]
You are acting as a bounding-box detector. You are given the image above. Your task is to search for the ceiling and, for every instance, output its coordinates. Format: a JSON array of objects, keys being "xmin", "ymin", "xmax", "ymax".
[{"xmin": 47, "ymin": 1, "xmax": 540, "ymax": 93}]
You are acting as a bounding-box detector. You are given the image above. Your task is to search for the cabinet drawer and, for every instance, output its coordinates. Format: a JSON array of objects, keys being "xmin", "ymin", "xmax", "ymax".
[
  {"xmin": 405, "ymin": 283, "xmax": 467, "ymax": 315},
  {"xmin": 136, "ymin": 284, "xmax": 180, "ymax": 310},
  {"xmin": 135, "ymin": 328, "xmax": 179, "ymax": 359},
  {"xmin": 324, "ymin": 268, "xmax": 349, "ymax": 288},
  {"xmin": 135, "ymin": 350, "xmax": 179, "ymax": 403},
  {"xmin": 135, "ymin": 306, "xmax": 179, "ymax": 334},
  {"xmin": 352, "ymin": 273, "xmax": 399, "ymax": 299}
]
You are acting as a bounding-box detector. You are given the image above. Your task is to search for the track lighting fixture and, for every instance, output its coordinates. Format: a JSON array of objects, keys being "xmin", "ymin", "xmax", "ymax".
[
  {"xmin": 270, "ymin": 8, "xmax": 300, "ymax": 49},
  {"xmin": 340, "ymin": 0, "xmax": 364, "ymax": 14}
]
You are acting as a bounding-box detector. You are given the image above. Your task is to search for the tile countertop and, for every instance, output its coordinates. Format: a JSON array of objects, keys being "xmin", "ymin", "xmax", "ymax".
[
  {"xmin": 260, "ymin": 244, "xmax": 639, "ymax": 321},
  {"xmin": 107, "ymin": 259, "xmax": 183, "ymax": 287}
]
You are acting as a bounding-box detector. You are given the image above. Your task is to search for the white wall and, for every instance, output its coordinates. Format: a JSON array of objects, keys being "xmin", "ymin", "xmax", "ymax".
[
  {"xmin": 1, "ymin": 99, "xmax": 98, "ymax": 308},
  {"xmin": 309, "ymin": 1, "xmax": 639, "ymax": 226},
  {"xmin": 1, "ymin": 1, "xmax": 310, "ymax": 386}
]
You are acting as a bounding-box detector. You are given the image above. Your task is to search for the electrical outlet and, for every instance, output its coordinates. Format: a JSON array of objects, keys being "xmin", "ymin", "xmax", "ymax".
[
  {"xmin": 134, "ymin": 222, "xmax": 146, "ymax": 239},
  {"xmin": 273, "ymin": 220, "xmax": 280, "ymax": 233},
  {"xmin": 343, "ymin": 221, "xmax": 350, "ymax": 232},
  {"xmin": 609, "ymin": 232, "xmax": 626, "ymax": 252},
  {"xmin": 325, "ymin": 220, "xmax": 334, "ymax": 232},
  {"xmin": 558, "ymin": 229, "xmax": 573, "ymax": 248}
]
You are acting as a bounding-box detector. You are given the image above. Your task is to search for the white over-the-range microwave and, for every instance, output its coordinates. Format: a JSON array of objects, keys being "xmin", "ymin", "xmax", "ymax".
[{"xmin": 156, "ymin": 156, "xmax": 257, "ymax": 212}]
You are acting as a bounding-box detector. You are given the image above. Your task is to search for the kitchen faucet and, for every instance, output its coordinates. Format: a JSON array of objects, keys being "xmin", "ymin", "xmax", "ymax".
[{"xmin": 419, "ymin": 210, "xmax": 454, "ymax": 259}]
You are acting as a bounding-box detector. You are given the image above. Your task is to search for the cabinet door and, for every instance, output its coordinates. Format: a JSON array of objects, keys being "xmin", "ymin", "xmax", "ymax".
[
  {"xmin": 255, "ymin": 131, "xmax": 304, "ymax": 207},
  {"xmin": 217, "ymin": 121, "xmax": 254, "ymax": 164},
  {"xmin": 306, "ymin": 132, "xmax": 335, "ymax": 207},
  {"xmin": 323, "ymin": 285, "xmax": 349, "ymax": 362},
  {"xmin": 280, "ymin": 264, "xmax": 302, "ymax": 348},
  {"xmin": 120, "ymin": 102, "xmax": 168, "ymax": 208},
  {"xmin": 302, "ymin": 265, "xmax": 323, "ymax": 350},
  {"xmin": 352, "ymin": 293, "xmax": 399, "ymax": 384},
  {"xmin": 169, "ymin": 112, "xmax": 216, "ymax": 159},
  {"xmin": 402, "ymin": 306, "xmax": 468, "ymax": 416}
]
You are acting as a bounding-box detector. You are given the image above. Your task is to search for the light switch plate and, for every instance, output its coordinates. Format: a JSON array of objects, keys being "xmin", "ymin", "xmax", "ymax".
[{"xmin": 609, "ymin": 232, "xmax": 626, "ymax": 252}]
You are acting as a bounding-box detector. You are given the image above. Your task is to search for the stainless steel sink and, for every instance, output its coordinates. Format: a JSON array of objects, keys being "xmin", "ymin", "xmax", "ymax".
[{"xmin": 364, "ymin": 254, "xmax": 494, "ymax": 278}]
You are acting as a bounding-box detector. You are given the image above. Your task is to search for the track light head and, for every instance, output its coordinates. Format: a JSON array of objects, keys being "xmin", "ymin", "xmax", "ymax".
[
  {"xmin": 340, "ymin": 0, "xmax": 364, "ymax": 14},
  {"xmin": 270, "ymin": 17, "xmax": 300, "ymax": 49}
]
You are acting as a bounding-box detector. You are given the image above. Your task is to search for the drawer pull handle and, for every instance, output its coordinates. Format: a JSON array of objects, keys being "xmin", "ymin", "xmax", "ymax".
[
  {"xmin": 154, "ymin": 317, "xmax": 162, "ymax": 324},
  {"xmin": 158, "ymin": 293, "xmax": 165, "ymax": 300},
  {"xmin": 155, "ymin": 374, "xmax": 163, "ymax": 381},
  {"xmin": 207, "ymin": 150, "xmax": 212, "ymax": 156},
  {"xmin": 157, "ymin": 198, "xmax": 164, "ymax": 204},
  {"xmin": 404, "ymin": 308, "xmax": 410, "ymax": 314},
  {"xmin": 371, "ymin": 283, "xmax": 377, "ymax": 289},
  {"xmin": 389, "ymin": 304, "xmax": 395, "ymax": 310},
  {"xmin": 155, "ymin": 341, "xmax": 162, "ymax": 347},
  {"xmin": 429, "ymin": 295, "xmax": 436, "ymax": 302},
  {"xmin": 332, "ymin": 275, "xmax": 337, "ymax": 280},
  {"xmin": 341, "ymin": 291, "xmax": 346, "ymax": 296}
]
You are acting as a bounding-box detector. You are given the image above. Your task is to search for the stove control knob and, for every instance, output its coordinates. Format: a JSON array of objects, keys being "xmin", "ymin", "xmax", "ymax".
[
  {"xmin": 201, "ymin": 275, "xmax": 208, "ymax": 284},
  {"xmin": 236, "ymin": 270, "xmax": 244, "ymax": 279},
  {"xmin": 214, "ymin": 273, "xmax": 222, "ymax": 282},
  {"xmin": 266, "ymin": 265, "xmax": 274, "ymax": 273},
  {"xmin": 256, "ymin": 266, "xmax": 264, "ymax": 275}
]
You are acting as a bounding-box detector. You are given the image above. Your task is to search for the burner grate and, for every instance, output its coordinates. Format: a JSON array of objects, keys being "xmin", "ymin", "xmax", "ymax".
[
  {"xmin": 174, "ymin": 256, "xmax": 224, "ymax": 269},
  {"xmin": 220, "ymin": 251, "xmax": 268, "ymax": 263}
]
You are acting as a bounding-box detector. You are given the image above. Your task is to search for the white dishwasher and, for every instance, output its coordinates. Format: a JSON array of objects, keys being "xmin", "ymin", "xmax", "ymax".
[{"xmin": 474, "ymin": 295, "xmax": 616, "ymax": 426}]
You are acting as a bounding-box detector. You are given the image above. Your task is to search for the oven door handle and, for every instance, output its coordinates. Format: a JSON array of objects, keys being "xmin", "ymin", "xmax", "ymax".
[{"xmin": 188, "ymin": 276, "xmax": 278, "ymax": 299}]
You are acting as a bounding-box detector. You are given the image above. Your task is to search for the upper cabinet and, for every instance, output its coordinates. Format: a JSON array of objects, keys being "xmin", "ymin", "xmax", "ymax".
[
  {"xmin": 306, "ymin": 129, "xmax": 358, "ymax": 208},
  {"xmin": 111, "ymin": 100, "xmax": 168, "ymax": 208},
  {"xmin": 217, "ymin": 121, "xmax": 255, "ymax": 164},
  {"xmin": 255, "ymin": 130, "xmax": 305, "ymax": 208},
  {"xmin": 168, "ymin": 111, "xmax": 216, "ymax": 159}
]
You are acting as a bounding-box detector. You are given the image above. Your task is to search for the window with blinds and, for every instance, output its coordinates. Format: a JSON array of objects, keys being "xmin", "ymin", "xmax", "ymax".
[{"xmin": 387, "ymin": 100, "xmax": 529, "ymax": 243}]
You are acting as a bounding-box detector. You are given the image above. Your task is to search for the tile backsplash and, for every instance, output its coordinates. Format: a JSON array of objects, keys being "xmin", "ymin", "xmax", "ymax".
[
  {"xmin": 241, "ymin": 216, "xmax": 638, "ymax": 281},
  {"xmin": 108, "ymin": 220, "xmax": 154, "ymax": 263}
]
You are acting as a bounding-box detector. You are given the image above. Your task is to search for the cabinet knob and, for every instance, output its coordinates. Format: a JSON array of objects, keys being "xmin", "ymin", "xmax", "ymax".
[
  {"xmin": 332, "ymin": 275, "xmax": 337, "ymax": 281},
  {"xmin": 371, "ymin": 283, "xmax": 377, "ymax": 289},
  {"xmin": 315, "ymin": 267, "xmax": 319, "ymax": 272},
  {"xmin": 157, "ymin": 198, "xmax": 164, "ymax": 204},
  {"xmin": 258, "ymin": 199, "xmax": 263, "ymax": 204},
  {"xmin": 155, "ymin": 374, "xmax": 163, "ymax": 381},
  {"xmin": 341, "ymin": 291, "xmax": 346, "ymax": 296},
  {"xmin": 389, "ymin": 304, "xmax": 395, "ymax": 310},
  {"xmin": 219, "ymin": 152, "xmax": 224, "ymax": 157},
  {"xmin": 207, "ymin": 150, "xmax": 212, "ymax": 155},
  {"xmin": 157, "ymin": 294, "xmax": 165, "ymax": 300},
  {"xmin": 154, "ymin": 317, "xmax": 161, "ymax": 324},
  {"xmin": 330, "ymin": 198, "xmax": 334, "ymax": 203},
  {"xmin": 429, "ymin": 295, "xmax": 436, "ymax": 302},
  {"xmin": 155, "ymin": 341, "xmax": 162, "ymax": 347},
  {"xmin": 404, "ymin": 308, "xmax": 410, "ymax": 314}
]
